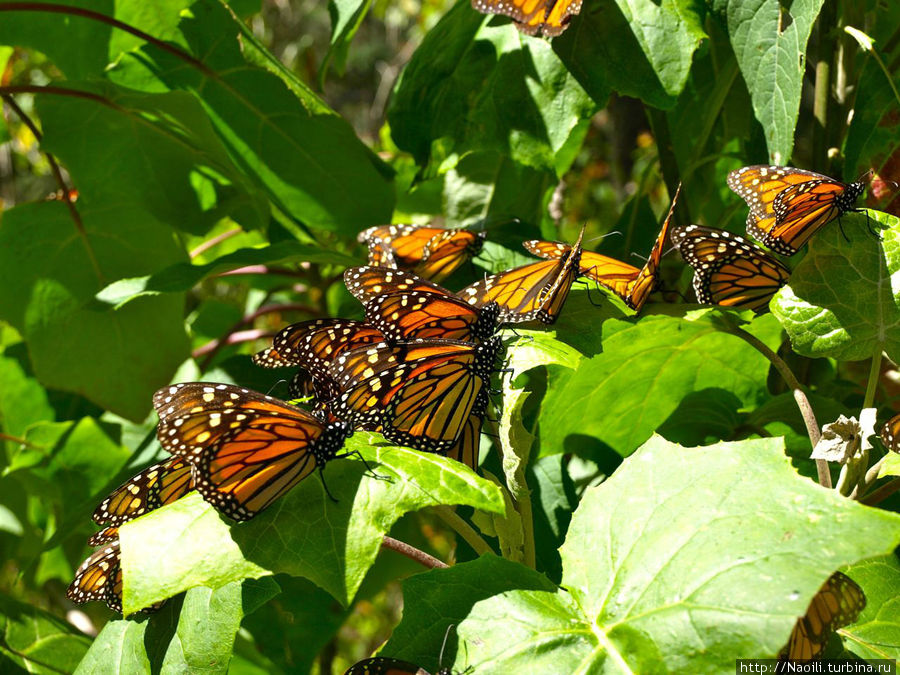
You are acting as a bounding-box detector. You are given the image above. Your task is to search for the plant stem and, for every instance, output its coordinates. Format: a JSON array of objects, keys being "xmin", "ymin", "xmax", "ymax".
[
  {"xmin": 380, "ymin": 536, "xmax": 448, "ymax": 569},
  {"xmin": 433, "ymin": 505, "xmax": 496, "ymax": 557},
  {"xmin": 812, "ymin": 3, "xmax": 833, "ymax": 171},
  {"xmin": 723, "ymin": 322, "xmax": 830, "ymax": 487},
  {"xmin": 863, "ymin": 349, "xmax": 883, "ymax": 409},
  {"xmin": 861, "ymin": 477, "xmax": 900, "ymax": 505}
]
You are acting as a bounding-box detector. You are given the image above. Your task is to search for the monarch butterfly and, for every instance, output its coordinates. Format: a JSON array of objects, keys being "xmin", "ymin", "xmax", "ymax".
[
  {"xmin": 328, "ymin": 338, "xmax": 501, "ymax": 453},
  {"xmin": 444, "ymin": 391, "xmax": 488, "ymax": 471},
  {"xmin": 458, "ymin": 229, "xmax": 583, "ymax": 324},
  {"xmin": 727, "ymin": 165, "xmax": 865, "ymax": 256},
  {"xmin": 358, "ymin": 225, "xmax": 486, "ymax": 282},
  {"xmin": 880, "ymin": 412, "xmax": 900, "ymax": 452},
  {"xmin": 470, "ymin": 0, "xmax": 582, "ymax": 36},
  {"xmin": 345, "ymin": 658, "xmax": 451, "ymax": 675},
  {"xmin": 525, "ymin": 186, "xmax": 680, "ymax": 311},
  {"xmin": 671, "ymin": 225, "xmax": 791, "ymax": 312},
  {"xmin": 345, "ymin": 266, "xmax": 455, "ymax": 306},
  {"xmin": 67, "ymin": 539, "xmax": 125, "ymax": 613},
  {"xmin": 92, "ymin": 457, "xmax": 193, "ymax": 527},
  {"xmin": 88, "ymin": 525, "xmax": 119, "ymax": 547},
  {"xmin": 365, "ymin": 292, "xmax": 500, "ymax": 344},
  {"xmin": 780, "ymin": 571, "xmax": 865, "ymax": 661},
  {"xmin": 154, "ymin": 383, "xmax": 352, "ymax": 520}
]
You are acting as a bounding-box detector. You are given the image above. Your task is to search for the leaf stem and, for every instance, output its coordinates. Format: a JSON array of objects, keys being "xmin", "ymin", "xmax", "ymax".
[
  {"xmin": 380, "ymin": 536, "xmax": 448, "ymax": 569},
  {"xmin": 722, "ymin": 321, "xmax": 829, "ymax": 487},
  {"xmin": 845, "ymin": 26, "xmax": 900, "ymax": 109},
  {"xmin": 863, "ymin": 349, "xmax": 883, "ymax": 410},
  {"xmin": 433, "ymin": 505, "xmax": 496, "ymax": 557},
  {"xmin": 861, "ymin": 476, "xmax": 900, "ymax": 505}
]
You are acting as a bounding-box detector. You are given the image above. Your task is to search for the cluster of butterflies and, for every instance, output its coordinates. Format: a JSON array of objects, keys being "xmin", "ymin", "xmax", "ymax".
[
  {"xmin": 66, "ymin": 166, "xmax": 873, "ymax": 663},
  {"xmin": 470, "ymin": 0, "xmax": 583, "ymax": 37}
]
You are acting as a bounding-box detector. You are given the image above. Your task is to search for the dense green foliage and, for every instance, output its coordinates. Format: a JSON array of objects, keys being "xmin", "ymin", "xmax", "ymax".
[{"xmin": 1, "ymin": 1, "xmax": 899, "ymax": 673}]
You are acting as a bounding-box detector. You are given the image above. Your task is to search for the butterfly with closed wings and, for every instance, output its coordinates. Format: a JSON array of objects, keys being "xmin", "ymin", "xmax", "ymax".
[
  {"xmin": 154, "ymin": 383, "xmax": 352, "ymax": 520},
  {"xmin": 359, "ymin": 225, "xmax": 486, "ymax": 282},
  {"xmin": 728, "ymin": 165, "xmax": 865, "ymax": 256},
  {"xmin": 672, "ymin": 225, "xmax": 791, "ymax": 312}
]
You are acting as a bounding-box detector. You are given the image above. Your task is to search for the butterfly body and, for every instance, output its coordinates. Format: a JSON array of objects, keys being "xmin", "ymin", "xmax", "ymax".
[
  {"xmin": 345, "ymin": 656, "xmax": 451, "ymax": 675},
  {"xmin": 672, "ymin": 225, "xmax": 791, "ymax": 312},
  {"xmin": 727, "ymin": 165, "xmax": 865, "ymax": 255},
  {"xmin": 358, "ymin": 225, "xmax": 485, "ymax": 282},
  {"xmin": 471, "ymin": 0, "xmax": 582, "ymax": 36}
]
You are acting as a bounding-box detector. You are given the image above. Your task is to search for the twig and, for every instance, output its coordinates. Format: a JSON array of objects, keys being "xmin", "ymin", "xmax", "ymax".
[
  {"xmin": 861, "ymin": 477, "xmax": 900, "ymax": 505},
  {"xmin": 190, "ymin": 228, "xmax": 242, "ymax": 259},
  {"xmin": 380, "ymin": 536, "xmax": 448, "ymax": 569},
  {"xmin": 723, "ymin": 322, "xmax": 829, "ymax": 487},
  {"xmin": 0, "ymin": 432, "xmax": 35, "ymax": 447},
  {"xmin": 192, "ymin": 328, "xmax": 273, "ymax": 360},
  {"xmin": 433, "ymin": 505, "xmax": 496, "ymax": 557},
  {"xmin": 863, "ymin": 349, "xmax": 883, "ymax": 410}
]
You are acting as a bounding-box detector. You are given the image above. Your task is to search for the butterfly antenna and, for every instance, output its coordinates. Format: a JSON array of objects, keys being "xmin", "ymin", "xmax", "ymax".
[{"xmin": 438, "ymin": 624, "xmax": 456, "ymax": 671}]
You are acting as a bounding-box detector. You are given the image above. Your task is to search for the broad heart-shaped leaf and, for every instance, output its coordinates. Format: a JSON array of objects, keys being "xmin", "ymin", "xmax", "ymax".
[
  {"xmin": 0, "ymin": 592, "xmax": 91, "ymax": 674},
  {"xmin": 720, "ymin": 0, "xmax": 824, "ymax": 163},
  {"xmin": 538, "ymin": 311, "xmax": 782, "ymax": 457},
  {"xmin": 120, "ymin": 439, "xmax": 504, "ymax": 613},
  {"xmin": 456, "ymin": 437, "xmax": 900, "ymax": 672},
  {"xmin": 841, "ymin": 555, "xmax": 900, "ymax": 660},
  {"xmin": 96, "ymin": 242, "xmax": 359, "ymax": 308},
  {"xmin": 73, "ymin": 578, "xmax": 280, "ymax": 675},
  {"xmin": 771, "ymin": 211, "xmax": 900, "ymax": 362},
  {"xmin": 388, "ymin": 2, "xmax": 595, "ymax": 174},
  {"xmin": 552, "ymin": 0, "xmax": 705, "ymax": 109},
  {"xmin": 0, "ymin": 202, "xmax": 190, "ymax": 422},
  {"xmin": 379, "ymin": 555, "xmax": 556, "ymax": 673}
]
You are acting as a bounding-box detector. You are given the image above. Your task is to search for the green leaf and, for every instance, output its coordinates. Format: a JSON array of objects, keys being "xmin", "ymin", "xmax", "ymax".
[
  {"xmin": 442, "ymin": 152, "xmax": 556, "ymax": 228},
  {"xmin": 323, "ymin": 0, "xmax": 372, "ymax": 78},
  {"xmin": 842, "ymin": 555, "xmax": 900, "ymax": 661},
  {"xmin": 380, "ymin": 555, "xmax": 556, "ymax": 673},
  {"xmin": 879, "ymin": 453, "xmax": 900, "ymax": 478},
  {"xmin": 457, "ymin": 436, "xmax": 900, "ymax": 671},
  {"xmin": 0, "ymin": 346, "xmax": 55, "ymax": 441},
  {"xmin": 120, "ymin": 439, "xmax": 504, "ymax": 612},
  {"xmin": 552, "ymin": 0, "xmax": 705, "ymax": 109},
  {"xmin": 722, "ymin": 0, "xmax": 825, "ymax": 163},
  {"xmin": 96, "ymin": 242, "xmax": 359, "ymax": 307},
  {"xmin": 771, "ymin": 211, "xmax": 900, "ymax": 362},
  {"xmin": 538, "ymin": 312, "xmax": 776, "ymax": 457},
  {"xmin": 528, "ymin": 454, "xmax": 576, "ymax": 582},
  {"xmin": 388, "ymin": 3, "xmax": 595, "ymax": 174},
  {"xmin": 0, "ymin": 592, "xmax": 91, "ymax": 674},
  {"xmin": 74, "ymin": 619, "xmax": 151, "ymax": 675},
  {"xmin": 0, "ymin": 200, "xmax": 190, "ymax": 422}
]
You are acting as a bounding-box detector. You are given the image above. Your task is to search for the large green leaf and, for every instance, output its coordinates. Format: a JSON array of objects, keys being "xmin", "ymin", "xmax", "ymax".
[
  {"xmin": 552, "ymin": 0, "xmax": 705, "ymax": 109},
  {"xmin": 388, "ymin": 2, "xmax": 595, "ymax": 174},
  {"xmin": 0, "ymin": 593, "xmax": 91, "ymax": 674},
  {"xmin": 538, "ymin": 312, "xmax": 781, "ymax": 456},
  {"xmin": 842, "ymin": 555, "xmax": 900, "ymax": 661},
  {"xmin": 456, "ymin": 436, "xmax": 900, "ymax": 672},
  {"xmin": 323, "ymin": 0, "xmax": 372, "ymax": 78},
  {"xmin": 0, "ymin": 202, "xmax": 190, "ymax": 422},
  {"xmin": 0, "ymin": 345, "xmax": 54, "ymax": 442},
  {"xmin": 73, "ymin": 578, "xmax": 279, "ymax": 675},
  {"xmin": 771, "ymin": 211, "xmax": 900, "ymax": 362},
  {"xmin": 120, "ymin": 438, "xmax": 504, "ymax": 612},
  {"xmin": 380, "ymin": 555, "xmax": 556, "ymax": 672},
  {"xmin": 720, "ymin": 0, "xmax": 825, "ymax": 163}
]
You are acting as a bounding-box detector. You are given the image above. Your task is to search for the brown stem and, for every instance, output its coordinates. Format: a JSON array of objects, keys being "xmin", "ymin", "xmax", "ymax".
[
  {"xmin": 0, "ymin": 432, "xmax": 35, "ymax": 447},
  {"xmin": 0, "ymin": 3, "xmax": 213, "ymax": 76},
  {"xmin": 193, "ymin": 328, "xmax": 273, "ymax": 361},
  {"xmin": 380, "ymin": 536, "xmax": 448, "ymax": 569},
  {"xmin": 723, "ymin": 323, "xmax": 829, "ymax": 487},
  {"xmin": 861, "ymin": 477, "xmax": 900, "ymax": 506},
  {"xmin": 190, "ymin": 228, "xmax": 242, "ymax": 259}
]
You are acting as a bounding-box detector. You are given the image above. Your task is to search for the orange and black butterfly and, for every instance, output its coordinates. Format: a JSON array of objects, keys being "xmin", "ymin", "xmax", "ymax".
[
  {"xmin": 780, "ymin": 571, "xmax": 865, "ymax": 661},
  {"xmin": 328, "ymin": 338, "xmax": 500, "ymax": 454},
  {"xmin": 470, "ymin": 0, "xmax": 582, "ymax": 36},
  {"xmin": 880, "ymin": 412, "xmax": 900, "ymax": 452},
  {"xmin": 366, "ymin": 291, "xmax": 500, "ymax": 345},
  {"xmin": 358, "ymin": 225, "xmax": 486, "ymax": 282},
  {"xmin": 458, "ymin": 229, "xmax": 583, "ymax": 324},
  {"xmin": 672, "ymin": 225, "xmax": 791, "ymax": 312},
  {"xmin": 92, "ymin": 457, "xmax": 193, "ymax": 528},
  {"xmin": 67, "ymin": 539, "xmax": 126, "ymax": 613},
  {"xmin": 525, "ymin": 186, "xmax": 680, "ymax": 312},
  {"xmin": 727, "ymin": 165, "xmax": 865, "ymax": 256},
  {"xmin": 345, "ymin": 266, "xmax": 455, "ymax": 305},
  {"xmin": 154, "ymin": 383, "xmax": 352, "ymax": 520}
]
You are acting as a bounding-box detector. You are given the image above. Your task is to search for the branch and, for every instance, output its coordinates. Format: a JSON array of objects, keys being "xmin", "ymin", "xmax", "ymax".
[
  {"xmin": 433, "ymin": 505, "xmax": 497, "ymax": 557},
  {"xmin": 380, "ymin": 536, "xmax": 448, "ymax": 569}
]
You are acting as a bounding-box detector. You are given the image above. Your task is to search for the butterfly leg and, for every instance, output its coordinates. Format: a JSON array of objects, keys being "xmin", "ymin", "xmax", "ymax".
[
  {"xmin": 836, "ymin": 217, "xmax": 851, "ymax": 244},
  {"xmin": 860, "ymin": 209, "xmax": 882, "ymax": 241},
  {"xmin": 318, "ymin": 467, "xmax": 339, "ymax": 503},
  {"xmin": 336, "ymin": 449, "xmax": 393, "ymax": 483}
]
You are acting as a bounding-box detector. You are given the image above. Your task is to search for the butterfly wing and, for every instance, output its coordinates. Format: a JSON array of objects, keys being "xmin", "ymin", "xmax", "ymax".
[
  {"xmin": 524, "ymin": 239, "xmax": 641, "ymax": 299},
  {"xmin": 728, "ymin": 165, "xmax": 863, "ymax": 255},
  {"xmin": 461, "ymin": 230, "xmax": 582, "ymax": 324},
  {"xmin": 329, "ymin": 339, "xmax": 499, "ymax": 453},
  {"xmin": 344, "ymin": 267, "xmax": 453, "ymax": 304},
  {"xmin": 782, "ymin": 572, "xmax": 866, "ymax": 661},
  {"xmin": 624, "ymin": 184, "xmax": 681, "ymax": 311},
  {"xmin": 415, "ymin": 229, "xmax": 486, "ymax": 282},
  {"xmin": 67, "ymin": 540, "xmax": 123, "ymax": 613},
  {"xmin": 344, "ymin": 657, "xmax": 429, "ymax": 675},
  {"xmin": 92, "ymin": 457, "xmax": 193, "ymax": 526},
  {"xmin": 672, "ymin": 225, "xmax": 791, "ymax": 312},
  {"xmin": 880, "ymin": 412, "xmax": 900, "ymax": 452},
  {"xmin": 471, "ymin": 0, "xmax": 582, "ymax": 36},
  {"xmin": 365, "ymin": 291, "xmax": 498, "ymax": 343}
]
